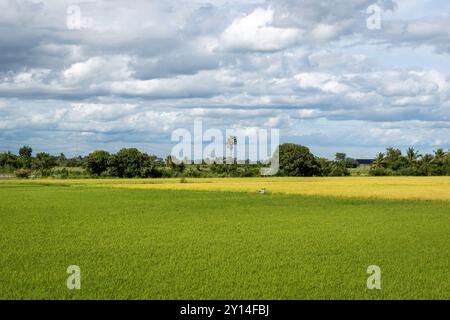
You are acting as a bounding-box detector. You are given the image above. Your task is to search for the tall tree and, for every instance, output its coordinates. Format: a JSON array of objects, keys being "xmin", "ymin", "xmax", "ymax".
[
  {"xmin": 406, "ymin": 147, "xmax": 419, "ymax": 164},
  {"xmin": 384, "ymin": 148, "xmax": 402, "ymax": 166},
  {"xmin": 57, "ymin": 153, "xmax": 67, "ymax": 167},
  {"xmin": 17, "ymin": 145, "xmax": 33, "ymax": 168},
  {"xmin": 433, "ymin": 148, "xmax": 446, "ymax": 164},
  {"xmin": 0, "ymin": 151, "xmax": 18, "ymax": 169},
  {"xmin": 107, "ymin": 148, "xmax": 147, "ymax": 178},
  {"xmin": 372, "ymin": 153, "xmax": 386, "ymax": 169},
  {"xmin": 19, "ymin": 146, "xmax": 32, "ymax": 158},
  {"xmin": 85, "ymin": 150, "xmax": 110, "ymax": 176},
  {"xmin": 33, "ymin": 152, "xmax": 56, "ymax": 176},
  {"xmin": 335, "ymin": 153, "xmax": 346, "ymax": 163},
  {"xmin": 278, "ymin": 143, "xmax": 321, "ymax": 177}
]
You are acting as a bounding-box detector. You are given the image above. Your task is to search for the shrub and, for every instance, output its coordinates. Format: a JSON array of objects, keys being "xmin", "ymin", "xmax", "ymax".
[
  {"xmin": 329, "ymin": 162, "xmax": 350, "ymax": 176},
  {"xmin": 395, "ymin": 167, "xmax": 418, "ymax": 176},
  {"xmin": 369, "ymin": 168, "xmax": 391, "ymax": 176},
  {"xmin": 33, "ymin": 152, "xmax": 56, "ymax": 176},
  {"xmin": 14, "ymin": 168, "xmax": 32, "ymax": 179},
  {"xmin": 183, "ymin": 166, "xmax": 202, "ymax": 177},
  {"xmin": 141, "ymin": 166, "xmax": 163, "ymax": 178},
  {"xmin": 52, "ymin": 168, "xmax": 69, "ymax": 179}
]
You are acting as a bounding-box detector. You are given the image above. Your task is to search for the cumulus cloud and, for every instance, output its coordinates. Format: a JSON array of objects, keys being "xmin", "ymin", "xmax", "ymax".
[
  {"xmin": 0, "ymin": 0, "xmax": 449, "ymax": 157},
  {"xmin": 221, "ymin": 7, "xmax": 302, "ymax": 52}
]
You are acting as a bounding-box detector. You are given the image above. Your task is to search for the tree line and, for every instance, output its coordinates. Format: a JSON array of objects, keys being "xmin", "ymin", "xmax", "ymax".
[
  {"xmin": 369, "ymin": 147, "xmax": 450, "ymax": 176},
  {"xmin": 0, "ymin": 144, "xmax": 449, "ymax": 178}
]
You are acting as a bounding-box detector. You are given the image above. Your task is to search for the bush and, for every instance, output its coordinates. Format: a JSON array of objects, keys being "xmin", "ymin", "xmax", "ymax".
[
  {"xmin": 14, "ymin": 168, "xmax": 32, "ymax": 179},
  {"xmin": 429, "ymin": 165, "xmax": 447, "ymax": 176},
  {"xmin": 329, "ymin": 162, "xmax": 350, "ymax": 176},
  {"xmin": 0, "ymin": 152, "xmax": 18, "ymax": 170},
  {"xmin": 141, "ymin": 166, "xmax": 163, "ymax": 178},
  {"xmin": 52, "ymin": 168, "xmax": 69, "ymax": 179},
  {"xmin": 180, "ymin": 177, "xmax": 188, "ymax": 183},
  {"xmin": 396, "ymin": 167, "xmax": 418, "ymax": 176},
  {"xmin": 33, "ymin": 152, "xmax": 56, "ymax": 176},
  {"xmin": 183, "ymin": 166, "xmax": 202, "ymax": 177},
  {"xmin": 369, "ymin": 168, "xmax": 391, "ymax": 176},
  {"xmin": 159, "ymin": 166, "xmax": 178, "ymax": 178}
]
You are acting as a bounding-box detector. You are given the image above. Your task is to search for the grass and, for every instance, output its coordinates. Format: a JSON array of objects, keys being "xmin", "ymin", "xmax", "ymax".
[
  {"xmin": 0, "ymin": 182, "xmax": 449, "ymax": 299},
  {"xmin": 349, "ymin": 165, "xmax": 371, "ymax": 176}
]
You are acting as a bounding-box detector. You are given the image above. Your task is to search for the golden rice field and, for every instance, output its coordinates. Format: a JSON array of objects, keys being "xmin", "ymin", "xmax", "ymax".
[{"xmin": 2, "ymin": 176, "xmax": 450, "ymax": 201}]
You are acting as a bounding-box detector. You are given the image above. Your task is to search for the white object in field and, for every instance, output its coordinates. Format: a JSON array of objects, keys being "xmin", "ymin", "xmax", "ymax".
[{"xmin": 259, "ymin": 188, "xmax": 266, "ymax": 194}]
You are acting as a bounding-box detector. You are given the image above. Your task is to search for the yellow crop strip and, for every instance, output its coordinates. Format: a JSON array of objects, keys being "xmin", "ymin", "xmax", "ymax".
[{"xmin": 2, "ymin": 176, "xmax": 450, "ymax": 201}]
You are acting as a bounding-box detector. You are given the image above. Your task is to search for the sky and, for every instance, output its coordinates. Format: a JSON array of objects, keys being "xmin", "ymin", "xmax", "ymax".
[{"xmin": 0, "ymin": 0, "xmax": 449, "ymax": 159}]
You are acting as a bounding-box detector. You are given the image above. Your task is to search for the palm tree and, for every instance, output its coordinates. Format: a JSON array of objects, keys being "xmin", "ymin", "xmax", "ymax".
[
  {"xmin": 384, "ymin": 147, "xmax": 402, "ymax": 167},
  {"xmin": 433, "ymin": 148, "xmax": 446, "ymax": 164},
  {"xmin": 406, "ymin": 147, "xmax": 419, "ymax": 165},
  {"xmin": 418, "ymin": 153, "xmax": 434, "ymax": 175},
  {"xmin": 372, "ymin": 152, "xmax": 385, "ymax": 169},
  {"xmin": 419, "ymin": 153, "xmax": 434, "ymax": 165}
]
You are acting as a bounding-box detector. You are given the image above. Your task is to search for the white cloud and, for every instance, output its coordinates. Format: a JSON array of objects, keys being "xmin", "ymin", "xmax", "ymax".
[
  {"xmin": 63, "ymin": 56, "xmax": 132, "ymax": 83},
  {"xmin": 13, "ymin": 69, "xmax": 51, "ymax": 84},
  {"xmin": 221, "ymin": 7, "xmax": 301, "ymax": 51},
  {"xmin": 310, "ymin": 23, "xmax": 339, "ymax": 42},
  {"xmin": 295, "ymin": 72, "xmax": 349, "ymax": 94},
  {"xmin": 0, "ymin": 0, "xmax": 450, "ymax": 157},
  {"xmin": 63, "ymin": 58, "xmax": 104, "ymax": 82}
]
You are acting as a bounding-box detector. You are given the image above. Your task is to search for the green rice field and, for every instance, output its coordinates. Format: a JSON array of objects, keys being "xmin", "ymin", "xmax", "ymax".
[{"xmin": 0, "ymin": 179, "xmax": 449, "ymax": 299}]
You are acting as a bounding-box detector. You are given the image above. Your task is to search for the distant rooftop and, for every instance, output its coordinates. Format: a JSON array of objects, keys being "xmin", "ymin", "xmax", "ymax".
[{"xmin": 356, "ymin": 159, "xmax": 374, "ymax": 165}]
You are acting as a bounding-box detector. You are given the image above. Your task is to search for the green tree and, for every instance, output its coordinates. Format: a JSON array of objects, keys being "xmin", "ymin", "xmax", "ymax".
[
  {"xmin": 384, "ymin": 147, "xmax": 404, "ymax": 169},
  {"xmin": 66, "ymin": 156, "xmax": 83, "ymax": 167},
  {"xmin": 371, "ymin": 153, "xmax": 386, "ymax": 169},
  {"xmin": 335, "ymin": 153, "xmax": 346, "ymax": 163},
  {"xmin": 19, "ymin": 146, "xmax": 32, "ymax": 158},
  {"xmin": 406, "ymin": 147, "xmax": 419, "ymax": 167},
  {"xmin": 33, "ymin": 152, "xmax": 56, "ymax": 176},
  {"xmin": 0, "ymin": 151, "xmax": 18, "ymax": 171},
  {"xmin": 278, "ymin": 143, "xmax": 321, "ymax": 177},
  {"xmin": 428, "ymin": 149, "xmax": 446, "ymax": 175},
  {"xmin": 165, "ymin": 155, "xmax": 176, "ymax": 168},
  {"xmin": 16, "ymin": 146, "xmax": 33, "ymax": 168},
  {"xmin": 316, "ymin": 157, "xmax": 349, "ymax": 176},
  {"xmin": 85, "ymin": 150, "xmax": 110, "ymax": 176},
  {"xmin": 107, "ymin": 148, "xmax": 147, "ymax": 178},
  {"xmin": 57, "ymin": 153, "xmax": 67, "ymax": 167},
  {"xmin": 433, "ymin": 149, "xmax": 446, "ymax": 165},
  {"xmin": 330, "ymin": 162, "xmax": 350, "ymax": 176},
  {"xmin": 335, "ymin": 152, "xmax": 358, "ymax": 168},
  {"xmin": 445, "ymin": 151, "xmax": 450, "ymax": 175},
  {"xmin": 417, "ymin": 153, "xmax": 434, "ymax": 176},
  {"xmin": 141, "ymin": 155, "xmax": 164, "ymax": 178},
  {"xmin": 14, "ymin": 168, "xmax": 32, "ymax": 179}
]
